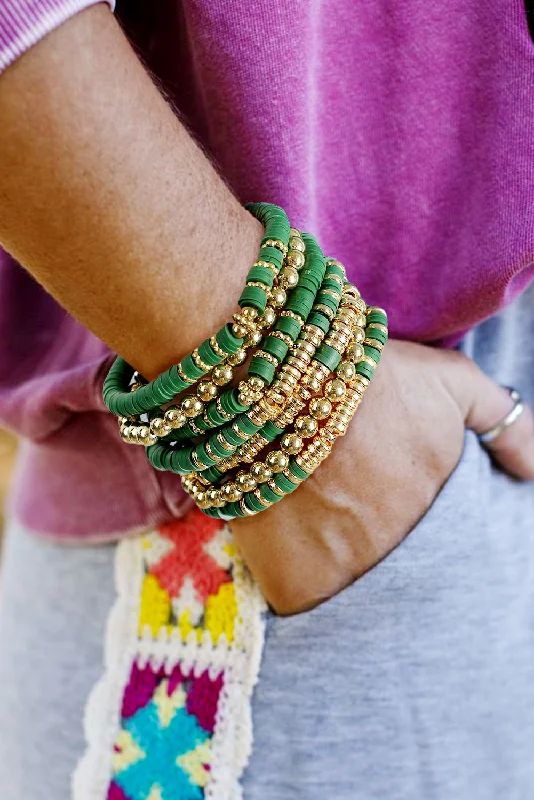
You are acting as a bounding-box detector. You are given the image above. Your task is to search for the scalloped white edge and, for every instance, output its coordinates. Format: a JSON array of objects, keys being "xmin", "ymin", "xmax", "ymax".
[{"xmin": 72, "ymin": 525, "xmax": 266, "ymax": 800}]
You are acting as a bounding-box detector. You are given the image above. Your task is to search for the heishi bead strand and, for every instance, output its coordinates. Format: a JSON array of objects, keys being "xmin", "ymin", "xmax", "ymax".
[
  {"xmin": 200, "ymin": 300, "xmax": 388, "ymax": 518},
  {"xmin": 182, "ymin": 265, "xmax": 349, "ymax": 508},
  {"xmin": 183, "ymin": 282, "xmax": 386, "ymax": 517},
  {"xmin": 102, "ymin": 202, "xmax": 291, "ymax": 435},
  {"xmin": 144, "ymin": 230, "xmax": 329, "ymax": 477},
  {"xmin": 148, "ymin": 226, "xmax": 309, "ymax": 447}
]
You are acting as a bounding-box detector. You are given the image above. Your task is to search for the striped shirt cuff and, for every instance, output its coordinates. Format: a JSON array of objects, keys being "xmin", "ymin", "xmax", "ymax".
[{"xmin": 0, "ymin": 0, "xmax": 115, "ymax": 74}]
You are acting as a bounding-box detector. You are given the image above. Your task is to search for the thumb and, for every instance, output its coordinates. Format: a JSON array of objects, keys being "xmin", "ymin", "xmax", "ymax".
[{"xmin": 446, "ymin": 353, "xmax": 534, "ymax": 480}]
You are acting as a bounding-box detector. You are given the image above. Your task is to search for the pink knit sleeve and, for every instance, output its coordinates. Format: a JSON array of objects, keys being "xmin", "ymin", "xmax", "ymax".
[{"xmin": 0, "ymin": 0, "xmax": 115, "ymax": 73}]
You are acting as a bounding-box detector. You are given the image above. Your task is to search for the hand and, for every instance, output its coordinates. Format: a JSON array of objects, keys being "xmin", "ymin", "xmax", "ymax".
[{"xmin": 230, "ymin": 340, "xmax": 534, "ymax": 615}]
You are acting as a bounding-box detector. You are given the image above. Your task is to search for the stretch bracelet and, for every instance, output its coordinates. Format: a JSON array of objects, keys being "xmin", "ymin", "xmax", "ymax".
[
  {"xmin": 182, "ymin": 291, "xmax": 387, "ymax": 518},
  {"xmin": 102, "ymin": 202, "xmax": 388, "ymax": 518},
  {"xmin": 102, "ymin": 203, "xmax": 291, "ymax": 427}
]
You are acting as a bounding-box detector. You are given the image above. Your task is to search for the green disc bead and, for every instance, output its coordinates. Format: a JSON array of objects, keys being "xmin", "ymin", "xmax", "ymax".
[
  {"xmin": 355, "ymin": 362, "xmax": 375, "ymax": 380},
  {"xmin": 195, "ymin": 442, "xmax": 217, "ymax": 467},
  {"xmin": 249, "ymin": 356, "xmax": 276, "ymax": 384},
  {"xmin": 315, "ymin": 292, "xmax": 339, "ymax": 311},
  {"xmin": 238, "ymin": 285, "xmax": 268, "ymax": 313},
  {"xmin": 206, "ymin": 401, "xmax": 229, "ymax": 427},
  {"xmin": 297, "ymin": 275, "xmax": 322, "ymax": 294},
  {"xmin": 264, "ymin": 336, "xmax": 289, "ymax": 362},
  {"xmin": 260, "ymin": 484, "xmax": 282, "ymax": 504},
  {"xmin": 364, "ymin": 345, "xmax": 381, "ymax": 364},
  {"xmin": 165, "ymin": 365, "xmax": 190, "ymax": 394},
  {"xmin": 146, "ymin": 443, "xmax": 164, "ymax": 470},
  {"xmin": 365, "ymin": 326, "xmax": 388, "ymax": 345},
  {"xmin": 209, "ymin": 435, "xmax": 233, "ymax": 460},
  {"xmin": 307, "ymin": 311, "xmax": 331, "ymax": 332},
  {"xmin": 226, "ymin": 500, "xmax": 244, "ymax": 518},
  {"xmin": 220, "ymin": 387, "xmax": 249, "ymax": 415},
  {"xmin": 180, "ymin": 353, "xmax": 206, "ymax": 382},
  {"xmin": 198, "ymin": 338, "xmax": 224, "ymax": 367},
  {"xmin": 248, "ymin": 492, "xmax": 266, "ymax": 513},
  {"xmin": 216, "ymin": 323, "xmax": 244, "ymax": 354},
  {"xmin": 323, "ymin": 279, "xmax": 343, "ymax": 293},
  {"xmin": 246, "ymin": 266, "xmax": 275, "ymax": 287},
  {"xmin": 237, "ymin": 415, "xmax": 261, "ymax": 436},
  {"xmin": 274, "ymin": 472, "xmax": 299, "ymax": 494},
  {"xmin": 203, "ymin": 507, "xmax": 222, "ymax": 519},
  {"xmin": 274, "ymin": 316, "xmax": 302, "ymax": 339},
  {"xmin": 223, "ymin": 425, "xmax": 246, "ymax": 447},
  {"xmin": 258, "ymin": 246, "xmax": 284, "ymax": 265},
  {"xmin": 315, "ymin": 343, "xmax": 342, "ymax": 371},
  {"xmin": 325, "ymin": 265, "xmax": 345, "ymax": 281},
  {"xmin": 203, "ymin": 466, "xmax": 223, "ymax": 483},
  {"xmin": 261, "ymin": 420, "xmax": 285, "ymax": 442},
  {"xmin": 366, "ymin": 311, "xmax": 388, "ymax": 326},
  {"xmin": 289, "ymin": 459, "xmax": 310, "ymax": 480}
]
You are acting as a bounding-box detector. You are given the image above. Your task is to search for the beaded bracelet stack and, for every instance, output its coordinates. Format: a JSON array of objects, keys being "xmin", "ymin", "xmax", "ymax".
[{"xmin": 103, "ymin": 203, "xmax": 388, "ymax": 520}]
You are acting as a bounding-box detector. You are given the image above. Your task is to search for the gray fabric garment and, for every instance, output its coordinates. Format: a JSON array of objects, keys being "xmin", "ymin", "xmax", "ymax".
[{"xmin": 0, "ymin": 284, "xmax": 533, "ymax": 799}]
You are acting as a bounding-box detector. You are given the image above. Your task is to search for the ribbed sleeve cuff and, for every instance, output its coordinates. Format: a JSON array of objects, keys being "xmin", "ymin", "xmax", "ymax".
[{"xmin": 0, "ymin": 0, "xmax": 115, "ymax": 74}]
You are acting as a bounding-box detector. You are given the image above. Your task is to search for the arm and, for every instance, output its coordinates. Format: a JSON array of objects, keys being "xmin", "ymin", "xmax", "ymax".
[{"xmin": 0, "ymin": 4, "xmax": 262, "ymax": 380}]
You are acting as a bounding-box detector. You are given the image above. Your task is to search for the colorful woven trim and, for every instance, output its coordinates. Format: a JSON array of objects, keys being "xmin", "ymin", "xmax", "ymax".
[{"xmin": 73, "ymin": 506, "xmax": 266, "ymax": 800}]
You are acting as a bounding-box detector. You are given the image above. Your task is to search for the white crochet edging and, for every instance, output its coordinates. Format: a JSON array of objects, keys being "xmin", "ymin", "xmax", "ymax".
[
  {"xmin": 72, "ymin": 523, "xmax": 266, "ymax": 800},
  {"xmin": 72, "ymin": 536, "xmax": 144, "ymax": 800},
  {"xmin": 206, "ymin": 546, "xmax": 267, "ymax": 800}
]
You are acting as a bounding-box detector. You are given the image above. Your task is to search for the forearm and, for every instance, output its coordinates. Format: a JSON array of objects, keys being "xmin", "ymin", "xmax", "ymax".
[{"xmin": 0, "ymin": 4, "xmax": 262, "ymax": 379}]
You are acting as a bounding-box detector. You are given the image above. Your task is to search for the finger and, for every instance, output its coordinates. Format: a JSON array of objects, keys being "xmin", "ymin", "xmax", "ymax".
[{"xmin": 446, "ymin": 354, "xmax": 534, "ymax": 480}]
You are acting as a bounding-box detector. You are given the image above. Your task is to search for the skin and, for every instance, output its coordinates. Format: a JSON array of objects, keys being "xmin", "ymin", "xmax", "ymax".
[{"xmin": 0, "ymin": 6, "xmax": 533, "ymax": 615}]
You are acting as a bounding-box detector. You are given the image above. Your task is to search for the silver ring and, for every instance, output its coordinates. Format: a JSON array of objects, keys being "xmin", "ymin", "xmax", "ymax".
[{"xmin": 478, "ymin": 387, "xmax": 525, "ymax": 444}]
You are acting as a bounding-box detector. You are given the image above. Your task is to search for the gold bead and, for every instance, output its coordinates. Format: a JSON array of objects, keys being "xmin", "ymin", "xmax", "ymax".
[
  {"xmin": 270, "ymin": 287, "xmax": 287, "ymax": 308},
  {"xmin": 353, "ymin": 327, "xmax": 365, "ymax": 344},
  {"xmin": 289, "ymin": 226, "xmax": 301, "ymax": 238},
  {"xmin": 227, "ymin": 348, "xmax": 247, "ymax": 366},
  {"xmin": 221, "ymin": 482, "xmax": 242, "ymax": 502},
  {"xmin": 354, "ymin": 313, "xmax": 367, "ymax": 328},
  {"xmin": 129, "ymin": 426, "xmax": 141, "ymax": 444},
  {"xmin": 244, "ymin": 329, "xmax": 263, "ymax": 347},
  {"xmin": 309, "ymin": 397, "xmax": 332, "ymax": 419},
  {"xmin": 196, "ymin": 492, "xmax": 211, "ymax": 510},
  {"xmin": 250, "ymin": 462, "xmax": 273, "ymax": 483},
  {"xmin": 212, "ymin": 365, "xmax": 234, "ymax": 386},
  {"xmin": 324, "ymin": 379, "xmax": 347, "ymax": 402},
  {"xmin": 249, "ymin": 376, "xmax": 266, "ymax": 392},
  {"xmin": 279, "ymin": 266, "xmax": 299, "ymax": 288},
  {"xmin": 232, "ymin": 323, "xmax": 248, "ymax": 339},
  {"xmin": 364, "ymin": 337, "xmax": 384, "ymax": 352},
  {"xmin": 206, "ymin": 488, "xmax": 226, "ymax": 508},
  {"xmin": 164, "ymin": 408, "xmax": 187, "ymax": 428},
  {"xmin": 281, "ymin": 433, "xmax": 304, "ymax": 454},
  {"xmin": 286, "ymin": 249, "xmax": 306, "ymax": 269},
  {"xmin": 181, "ymin": 396, "xmax": 204, "ymax": 417},
  {"xmin": 241, "ymin": 306, "xmax": 259, "ymax": 320},
  {"xmin": 366, "ymin": 306, "xmax": 387, "ymax": 317},
  {"xmin": 337, "ymin": 361, "xmax": 356, "ymax": 381},
  {"xmin": 235, "ymin": 471, "xmax": 257, "ymax": 492},
  {"xmin": 342, "ymin": 282, "xmax": 361, "ymax": 298},
  {"xmin": 266, "ymin": 450, "xmax": 290, "ymax": 472},
  {"xmin": 197, "ymin": 380, "xmax": 218, "ymax": 402},
  {"xmin": 294, "ymin": 415, "xmax": 319, "ymax": 437},
  {"xmin": 346, "ymin": 342, "xmax": 365, "ymax": 362},
  {"xmin": 288, "ymin": 236, "xmax": 305, "ymax": 252},
  {"xmin": 261, "ymin": 306, "xmax": 276, "ymax": 327},
  {"xmin": 367, "ymin": 322, "xmax": 388, "ymax": 335},
  {"xmin": 149, "ymin": 417, "xmax": 171, "ymax": 436}
]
